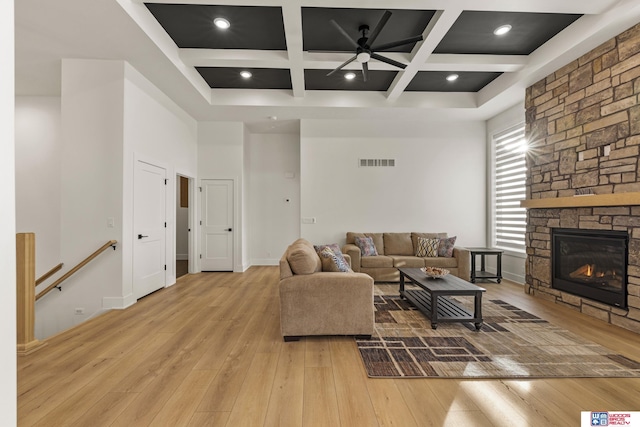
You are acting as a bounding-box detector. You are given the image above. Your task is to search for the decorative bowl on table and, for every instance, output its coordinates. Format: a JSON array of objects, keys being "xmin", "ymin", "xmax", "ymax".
[{"xmin": 421, "ymin": 267, "xmax": 450, "ymax": 278}]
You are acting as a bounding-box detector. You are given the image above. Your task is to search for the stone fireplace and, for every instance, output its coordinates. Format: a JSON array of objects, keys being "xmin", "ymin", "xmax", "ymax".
[{"xmin": 523, "ymin": 22, "xmax": 640, "ymax": 334}]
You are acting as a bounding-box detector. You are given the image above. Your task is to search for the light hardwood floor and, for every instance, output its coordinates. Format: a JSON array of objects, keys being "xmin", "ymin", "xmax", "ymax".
[{"xmin": 18, "ymin": 266, "xmax": 640, "ymax": 426}]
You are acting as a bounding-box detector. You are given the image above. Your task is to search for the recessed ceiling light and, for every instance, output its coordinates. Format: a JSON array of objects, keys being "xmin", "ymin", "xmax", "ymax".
[
  {"xmin": 213, "ymin": 17, "xmax": 230, "ymax": 29},
  {"xmin": 344, "ymin": 72, "xmax": 356, "ymax": 80},
  {"xmin": 240, "ymin": 70, "xmax": 252, "ymax": 79},
  {"xmin": 493, "ymin": 24, "xmax": 512, "ymax": 36},
  {"xmin": 446, "ymin": 74, "xmax": 459, "ymax": 82}
]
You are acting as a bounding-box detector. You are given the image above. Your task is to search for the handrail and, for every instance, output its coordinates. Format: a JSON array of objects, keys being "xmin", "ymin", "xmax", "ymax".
[
  {"xmin": 35, "ymin": 263, "xmax": 63, "ymax": 286},
  {"xmin": 36, "ymin": 240, "xmax": 117, "ymax": 301}
]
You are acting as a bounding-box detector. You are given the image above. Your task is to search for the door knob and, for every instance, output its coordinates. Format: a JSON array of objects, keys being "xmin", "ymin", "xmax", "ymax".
[
  {"xmin": 138, "ymin": 234, "xmax": 148, "ymax": 239},
  {"xmin": 226, "ymin": 228, "xmax": 233, "ymax": 232}
]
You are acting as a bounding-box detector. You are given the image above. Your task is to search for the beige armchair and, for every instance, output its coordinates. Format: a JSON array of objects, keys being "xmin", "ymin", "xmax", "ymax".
[{"xmin": 279, "ymin": 239, "xmax": 374, "ymax": 341}]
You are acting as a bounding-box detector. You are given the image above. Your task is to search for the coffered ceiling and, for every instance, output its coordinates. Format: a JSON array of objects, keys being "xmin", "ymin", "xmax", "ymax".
[{"xmin": 14, "ymin": 0, "xmax": 640, "ymax": 132}]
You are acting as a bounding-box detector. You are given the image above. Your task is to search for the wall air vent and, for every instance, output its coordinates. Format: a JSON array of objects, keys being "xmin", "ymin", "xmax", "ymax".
[{"xmin": 359, "ymin": 159, "xmax": 395, "ymax": 167}]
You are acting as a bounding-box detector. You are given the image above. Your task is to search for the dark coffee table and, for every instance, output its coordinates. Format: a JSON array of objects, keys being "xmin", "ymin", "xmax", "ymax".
[{"xmin": 398, "ymin": 268, "xmax": 486, "ymax": 330}]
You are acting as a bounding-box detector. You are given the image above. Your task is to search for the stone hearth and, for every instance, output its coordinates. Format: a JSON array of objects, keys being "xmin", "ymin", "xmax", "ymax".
[{"xmin": 523, "ymin": 22, "xmax": 640, "ymax": 334}]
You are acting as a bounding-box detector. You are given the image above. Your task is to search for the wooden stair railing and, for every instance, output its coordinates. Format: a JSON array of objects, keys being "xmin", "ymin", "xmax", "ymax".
[
  {"xmin": 36, "ymin": 240, "xmax": 117, "ymax": 301},
  {"xmin": 16, "ymin": 233, "xmax": 117, "ymax": 355},
  {"xmin": 36, "ymin": 263, "xmax": 63, "ymax": 286}
]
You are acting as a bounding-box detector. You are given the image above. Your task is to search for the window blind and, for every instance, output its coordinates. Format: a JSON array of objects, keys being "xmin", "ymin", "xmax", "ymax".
[{"xmin": 493, "ymin": 124, "xmax": 527, "ymax": 253}]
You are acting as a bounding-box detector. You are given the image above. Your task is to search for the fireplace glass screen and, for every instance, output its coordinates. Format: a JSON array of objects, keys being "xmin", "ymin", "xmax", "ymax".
[{"xmin": 552, "ymin": 228, "xmax": 628, "ymax": 308}]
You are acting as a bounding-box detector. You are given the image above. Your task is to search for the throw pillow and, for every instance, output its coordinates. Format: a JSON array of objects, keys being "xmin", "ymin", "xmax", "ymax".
[
  {"xmin": 416, "ymin": 237, "xmax": 439, "ymax": 257},
  {"xmin": 314, "ymin": 243, "xmax": 350, "ymax": 270},
  {"xmin": 314, "ymin": 243, "xmax": 343, "ymax": 257},
  {"xmin": 438, "ymin": 236, "xmax": 457, "ymax": 257},
  {"xmin": 318, "ymin": 247, "xmax": 351, "ymax": 272},
  {"xmin": 354, "ymin": 236, "xmax": 378, "ymax": 257}
]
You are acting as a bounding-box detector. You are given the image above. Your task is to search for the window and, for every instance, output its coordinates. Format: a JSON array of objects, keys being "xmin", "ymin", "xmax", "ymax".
[{"xmin": 492, "ymin": 124, "xmax": 527, "ymax": 254}]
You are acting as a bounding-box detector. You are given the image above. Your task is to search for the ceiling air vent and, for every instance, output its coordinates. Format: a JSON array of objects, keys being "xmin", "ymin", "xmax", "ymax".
[{"xmin": 359, "ymin": 159, "xmax": 395, "ymax": 167}]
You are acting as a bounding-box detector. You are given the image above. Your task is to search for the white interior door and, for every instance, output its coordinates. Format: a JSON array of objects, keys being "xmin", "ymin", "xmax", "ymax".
[
  {"xmin": 134, "ymin": 160, "xmax": 166, "ymax": 298},
  {"xmin": 201, "ymin": 179, "xmax": 234, "ymax": 271}
]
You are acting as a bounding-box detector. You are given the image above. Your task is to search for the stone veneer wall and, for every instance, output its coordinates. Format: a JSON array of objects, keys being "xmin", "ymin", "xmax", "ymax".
[{"xmin": 524, "ymin": 22, "xmax": 640, "ymax": 334}]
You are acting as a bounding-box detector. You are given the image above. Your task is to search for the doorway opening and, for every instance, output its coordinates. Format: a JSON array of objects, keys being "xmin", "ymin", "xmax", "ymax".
[{"xmin": 176, "ymin": 174, "xmax": 191, "ymax": 278}]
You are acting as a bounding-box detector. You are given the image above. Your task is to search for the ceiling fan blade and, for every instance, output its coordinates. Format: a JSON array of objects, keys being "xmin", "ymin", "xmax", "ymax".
[
  {"xmin": 372, "ymin": 35, "xmax": 423, "ymax": 52},
  {"xmin": 326, "ymin": 55, "xmax": 357, "ymax": 76},
  {"xmin": 330, "ymin": 19, "xmax": 359, "ymax": 49},
  {"xmin": 366, "ymin": 10, "xmax": 392, "ymax": 47},
  {"xmin": 370, "ymin": 53, "xmax": 407, "ymax": 69},
  {"xmin": 362, "ymin": 62, "xmax": 368, "ymax": 82}
]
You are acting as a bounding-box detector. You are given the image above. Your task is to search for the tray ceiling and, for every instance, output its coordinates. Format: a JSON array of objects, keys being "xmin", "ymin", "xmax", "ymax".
[
  {"xmin": 143, "ymin": 3, "xmax": 579, "ymax": 93},
  {"xmin": 15, "ymin": 0, "xmax": 640, "ymax": 128}
]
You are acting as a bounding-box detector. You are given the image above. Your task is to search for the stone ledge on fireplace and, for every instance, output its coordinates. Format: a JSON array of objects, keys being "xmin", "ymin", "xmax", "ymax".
[{"xmin": 521, "ymin": 192, "xmax": 640, "ymax": 209}]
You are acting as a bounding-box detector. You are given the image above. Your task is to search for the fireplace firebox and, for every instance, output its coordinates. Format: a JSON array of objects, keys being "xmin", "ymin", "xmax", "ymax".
[{"xmin": 551, "ymin": 228, "xmax": 628, "ymax": 309}]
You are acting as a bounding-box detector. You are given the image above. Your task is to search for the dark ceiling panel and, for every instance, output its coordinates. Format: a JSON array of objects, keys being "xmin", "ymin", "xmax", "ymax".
[
  {"xmin": 302, "ymin": 8, "xmax": 435, "ymax": 52},
  {"xmin": 434, "ymin": 11, "xmax": 581, "ymax": 55},
  {"xmin": 405, "ymin": 71, "xmax": 502, "ymax": 92},
  {"xmin": 197, "ymin": 67, "xmax": 292, "ymax": 89},
  {"xmin": 304, "ymin": 69, "xmax": 397, "ymax": 91},
  {"xmin": 145, "ymin": 3, "xmax": 286, "ymax": 49}
]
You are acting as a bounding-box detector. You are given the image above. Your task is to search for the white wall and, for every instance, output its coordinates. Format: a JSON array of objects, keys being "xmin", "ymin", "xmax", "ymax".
[
  {"xmin": 41, "ymin": 59, "xmax": 126, "ymax": 339},
  {"xmin": 15, "ymin": 97, "xmax": 62, "ymax": 277},
  {"xmin": 198, "ymin": 121, "xmax": 246, "ymax": 271},
  {"xmin": 300, "ymin": 119, "xmax": 487, "ymax": 247},
  {"xmin": 27, "ymin": 59, "xmax": 198, "ymax": 340},
  {"xmin": 486, "ymin": 102, "xmax": 526, "ymax": 283},
  {"xmin": 247, "ymin": 133, "xmax": 301, "ymax": 264},
  {"xmin": 122, "ymin": 62, "xmax": 198, "ymax": 294},
  {"xmin": 242, "ymin": 126, "xmax": 250, "ymax": 270},
  {"xmin": 1, "ymin": 0, "xmax": 17, "ymax": 420}
]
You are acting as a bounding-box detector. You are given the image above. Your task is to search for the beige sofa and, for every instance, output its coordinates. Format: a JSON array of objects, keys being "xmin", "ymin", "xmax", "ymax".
[
  {"xmin": 279, "ymin": 238, "xmax": 375, "ymax": 341},
  {"xmin": 343, "ymin": 232, "xmax": 471, "ymax": 282}
]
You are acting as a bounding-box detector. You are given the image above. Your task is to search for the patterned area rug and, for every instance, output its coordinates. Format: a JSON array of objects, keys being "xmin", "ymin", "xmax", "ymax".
[{"xmin": 356, "ymin": 288, "xmax": 640, "ymax": 378}]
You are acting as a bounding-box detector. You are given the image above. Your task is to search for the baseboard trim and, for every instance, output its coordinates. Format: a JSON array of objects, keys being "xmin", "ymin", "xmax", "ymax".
[
  {"xmin": 251, "ymin": 258, "xmax": 279, "ymax": 266},
  {"xmin": 502, "ymin": 271, "xmax": 525, "ymax": 284},
  {"xmin": 483, "ymin": 267, "xmax": 525, "ymax": 285},
  {"xmin": 103, "ymin": 293, "xmax": 136, "ymax": 310}
]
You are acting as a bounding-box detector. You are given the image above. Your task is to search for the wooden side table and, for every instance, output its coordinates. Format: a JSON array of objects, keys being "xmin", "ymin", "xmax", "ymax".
[{"xmin": 467, "ymin": 248, "xmax": 503, "ymax": 283}]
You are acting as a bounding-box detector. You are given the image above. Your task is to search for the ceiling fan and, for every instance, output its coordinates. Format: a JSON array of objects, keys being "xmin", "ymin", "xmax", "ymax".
[{"xmin": 326, "ymin": 10, "xmax": 424, "ymax": 82}]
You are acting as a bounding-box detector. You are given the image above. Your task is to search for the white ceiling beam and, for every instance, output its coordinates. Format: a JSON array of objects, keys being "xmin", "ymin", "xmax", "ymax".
[
  {"xmin": 425, "ymin": 54, "xmax": 527, "ymax": 72},
  {"xmin": 298, "ymin": 0, "xmax": 615, "ymax": 14},
  {"xmin": 180, "ymin": 49, "xmax": 289, "ymax": 67},
  {"xmin": 131, "ymin": 0, "xmax": 617, "ymax": 15},
  {"xmin": 386, "ymin": 9, "xmax": 462, "ymax": 101},
  {"xmin": 304, "ymin": 52, "xmax": 410, "ymax": 71},
  {"xmin": 281, "ymin": 4, "xmax": 305, "ymax": 97},
  {"xmin": 206, "ymin": 87, "xmax": 477, "ymax": 109},
  {"xmin": 181, "ymin": 49, "xmax": 527, "ymax": 72}
]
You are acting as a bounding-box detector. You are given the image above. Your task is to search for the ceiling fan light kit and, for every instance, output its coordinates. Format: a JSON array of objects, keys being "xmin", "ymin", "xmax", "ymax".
[{"xmin": 326, "ymin": 10, "xmax": 423, "ymax": 82}]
